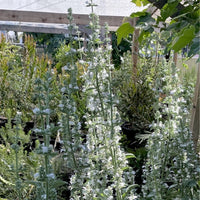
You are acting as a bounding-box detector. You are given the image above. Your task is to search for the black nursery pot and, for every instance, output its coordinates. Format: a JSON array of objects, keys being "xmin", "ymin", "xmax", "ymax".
[
  {"xmin": 121, "ymin": 121, "xmax": 149, "ymax": 194},
  {"xmin": 121, "ymin": 121, "xmax": 148, "ymax": 149},
  {"xmin": 121, "ymin": 122, "xmax": 137, "ymax": 141},
  {"xmin": 24, "ymin": 121, "xmax": 34, "ymax": 134},
  {"xmin": 0, "ymin": 116, "xmax": 8, "ymax": 128}
]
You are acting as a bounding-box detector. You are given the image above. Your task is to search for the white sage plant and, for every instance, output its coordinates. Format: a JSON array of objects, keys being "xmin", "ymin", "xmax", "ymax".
[
  {"xmin": 142, "ymin": 61, "xmax": 200, "ymax": 200},
  {"xmin": 33, "ymin": 70, "xmax": 58, "ymax": 200},
  {"xmin": 68, "ymin": 1, "xmax": 138, "ymax": 199},
  {"xmin": 58, "ymin": 8, "xmax": 88, "ymax": 199},
  {"xmin": 10, "ymin": 112, "xmax": 28, "ymax": 199}
]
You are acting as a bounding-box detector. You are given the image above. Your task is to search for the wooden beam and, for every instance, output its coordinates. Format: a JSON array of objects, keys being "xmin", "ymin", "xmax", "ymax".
[
  {"xmin": 190, "ymin": 63, "xmax": 200, "ymax": 151},
  {"xmin": 0, "ymin": 23, "xmax": 70, "ymax": 34},
  {"xmin": 0, "ymin": 9, "xmax": 127, "ymax": 27}
]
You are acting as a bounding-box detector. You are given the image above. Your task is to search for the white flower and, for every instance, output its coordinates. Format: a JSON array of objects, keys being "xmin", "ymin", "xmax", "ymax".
[
  {"xmin": 34, "ymin": 128, "xmax": 42, "ymax": 133},
  {"xmin": 33, "ymin": 107, "xmax": 40, "ymax": 114},
  {"xmin": 58, "ymin": 104, "xmax": 64, "ymax": 108},
  {"xmin": 41, "ymin": 194, "xmax": 46, "ymax": 200},
  {"xmin": 51, "ymin": 69, "xmax": 55, "ymax": 74},
  {"xmin": 79, "ymin": 59, "xmax": 85, "ymax": 64},
  {"xmin": 42, "ymin": 146, "xmax": 48, "ymax": 153},
  {"xmin": 16, "ymin": 111, "xmax": 22, "ymax": 116},
  {"xmin": 69, "ymin": 121, "xmax": 75, "ymax": 125},
  {"xmin": 77, "ymin": 47, "xmax": 84, "ymax": 53},
  {"xmin": 79, "ymin": 37, "xmax": 85, "ymax": 41},
  {"xmin": 70, "ymin": 48, "xmax": 76, "ymax": 53},
  {"xmin": 170, "ymin": 89, "xmax": 176, "ymax": 95},
  {"xmin": 87, "ymin": 103, "xmax": 95, "ymax": 111},
  {"xmin": 42, "ymin": 109, "xmax": 51, "ymax": 114},
  {"xmin": 63, "ymin": 65, "xmax": 69, "ymax": 71},
  {"xmin": 34, "ymin": 173, "xmax": 39, "ymax": 179},
  {"xmin": 61, "ymin": 87, "xmax": 66, "ymax": 93},
  {"xmin": 74, "ymin": 86, "xmax": 79, "ymax": 90},
  {"xmin": 129, "ymin": 194, "xmax": 138, "ymax": 199},
  {"xmin": 47, "ymin": 173, "xmax": 55, "ymax": 179}
]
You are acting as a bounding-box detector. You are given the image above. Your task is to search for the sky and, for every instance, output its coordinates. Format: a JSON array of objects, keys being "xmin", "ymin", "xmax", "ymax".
[{"xmin": 0, "ymin": 0, "xmax": 147, "ymax": 16}]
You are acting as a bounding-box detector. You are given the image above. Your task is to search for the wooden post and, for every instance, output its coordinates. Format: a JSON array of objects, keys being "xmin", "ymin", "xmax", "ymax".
[
  {"xmin": 173, "ymin": 52, "xmax": 178, "ymax": 66},
  {"xmin": 190, "ymin": 63, "xmax": 200, "ymax": 151},
  {"xmin": 132, "ymin": 18, "xmax": 139, "ymax": 81},
  {"xmin": 83, "ymin": 32, "xmax": 87, "ymax": 49}
]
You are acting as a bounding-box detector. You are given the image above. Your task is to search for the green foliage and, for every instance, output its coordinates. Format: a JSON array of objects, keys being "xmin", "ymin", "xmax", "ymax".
[
  {"xmin": 188, "ymin": 36, "xmax": 200, "ymax": 60},
  {"xmin": 117, "ymin": 0, "xmax": 200, "ymax": 59},
  {"xmin": 55, "ymin": 42, "xmax": 71, "ymax": 72},
  {"xmin": 116, "ymin": 22, "xmax": 134, "ymax": 45},
  {"xmin": 113, "ymin": 52, "xmax": 157, "ymax": 123},
  {"xmin": 131, "ymin": 0, "xmax": 149, "ymax": 7},
  {"xmin": 171, "ymin": 25, "xmax": 195, "ymax": 52},
  {"xmin": 0, "ymin": 35, "xmax": 50, "ymax": 121},
  {"xmin": 25, "ymin": 32, "xmax": 66, "ymax": 59},
  {"xmin": 160, "ymin": 1, "xmax": 180, "ymax": 21},
  {"xmin": 136, "ymin": 12, "xmax": 155, "ymax": 29},
  {"xmin": 111, "ymin": 32, "xmax": 132, "ymax": 68},
  {"xmin": 0, "ymin": 111, "xmax": 41, "ymax": 199},
  {"xmin": 130, "ymin": 10, "xmax": 148, "ymax": 18},
  {"xmin": 132, "ymin": 0, "xmax": 142, "ymax": 7}
]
